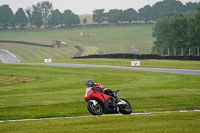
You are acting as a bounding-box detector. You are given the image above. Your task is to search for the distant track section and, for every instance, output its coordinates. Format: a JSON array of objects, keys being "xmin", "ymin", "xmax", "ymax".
[
  {"xmin": 74, "ymin": 45, "xmax": 84, "ymax": 57},
  {"xmin": 0, "ymin": 40, "xmax": 53, "ymax": 48},
  {"xmin": 0, "ymin": 49, "xmax": 20, "ymax": 63}
]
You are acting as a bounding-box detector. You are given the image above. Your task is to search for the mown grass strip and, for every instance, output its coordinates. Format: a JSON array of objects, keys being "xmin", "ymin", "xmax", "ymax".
[
  {"xmin": 53, "ymin": 58, "xmax": 200, "ymax": 69},
  {"xmin": 0, "ymin": 63, "xmax": 199, "ymax": 121},
  {"xmin": 0, "ymin": 112, "xmax": 199, "ymax": 133}
]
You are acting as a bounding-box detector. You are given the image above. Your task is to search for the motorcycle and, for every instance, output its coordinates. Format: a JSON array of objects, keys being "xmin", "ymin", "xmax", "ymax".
[{"xmin": 84, "ymin": 87, "xmax": 132, "ymax": 115}]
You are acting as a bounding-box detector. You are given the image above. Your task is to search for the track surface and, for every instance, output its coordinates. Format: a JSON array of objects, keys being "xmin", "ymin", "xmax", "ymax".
[
  {"xmin": 20, "ymin": 63, "xmax": 200, "ymax": 75},
  {"xmin": 0, "ymin": 110, "xmax": 199, "ymax": 123},
  {"xmin": 0, "ymin": 49, "xmax": 20, "ymax": 63},
  {"xmin": 0, "ymin": 50, "xmax": 199, "ymax": 75}
]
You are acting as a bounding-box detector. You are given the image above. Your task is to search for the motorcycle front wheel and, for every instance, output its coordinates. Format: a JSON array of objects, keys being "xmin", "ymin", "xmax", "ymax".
[
  {"xmin": 87, "ymin": 100, "xmax": 103, "ymax": 115},
  {"xmin": 118, "ymin": 98, "xmax": 132, "ymax": 114}
]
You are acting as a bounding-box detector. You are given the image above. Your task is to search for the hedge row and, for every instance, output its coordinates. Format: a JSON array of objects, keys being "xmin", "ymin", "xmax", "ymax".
[{"xmin": 73, "ymin": 53, "xmax": 200, "ymax": 60}]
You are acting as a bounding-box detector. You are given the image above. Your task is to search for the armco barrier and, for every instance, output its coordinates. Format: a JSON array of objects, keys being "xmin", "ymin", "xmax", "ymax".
[
  {"xmin": 0, "ymin": 40, "xmax": 53, "ymax": 48},
  {"xmin": 73, "ymin": 53, "xmax": 200, "ymax": 60}
]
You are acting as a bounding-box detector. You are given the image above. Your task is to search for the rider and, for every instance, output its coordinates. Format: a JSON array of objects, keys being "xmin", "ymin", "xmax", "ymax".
[{"xmin": 85, "ymin": 80, "xmax": 113, "ymax": 96}]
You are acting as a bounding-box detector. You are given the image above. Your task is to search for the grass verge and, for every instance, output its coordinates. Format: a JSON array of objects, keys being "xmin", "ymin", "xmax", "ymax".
[
  {"xmin": 53, "ymin": 58, "xmax": 200, "ymax": 69},
  {"xmin": 0, "ymin": 63, "xmax": 199, "ymax": 120},
  {"xmin": 0, "ymin": 112, "xmax": 199, "ymax": 133}
]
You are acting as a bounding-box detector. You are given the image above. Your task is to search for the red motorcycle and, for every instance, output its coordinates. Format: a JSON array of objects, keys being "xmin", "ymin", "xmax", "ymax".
[{"xmin": 84, "ymin": 87, "xmax": 132, "ymax": 115}]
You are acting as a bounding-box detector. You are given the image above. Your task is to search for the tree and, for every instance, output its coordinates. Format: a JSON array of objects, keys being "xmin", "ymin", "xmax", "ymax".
[
  {"xmin": 138, "ymin": 5, "xmax": 152, "ymax": 22},
  {"xmin": 15, "ymin": 8, "xmax": 28, "ymax": 29},
  {"xmin": 92, "ymin": 9, "xmax": 106, "ymax": 24},
  {"xmin": 35, "ymin": 1, "xmax": 53, "ymax": 28},
  {"xmin": 185, "ymin": 2, "xmax": 200, "ymax": 12},
  {"xmin": 153, "ymin": 15, "xmax": 190, "ymax": 55},
  {"xmin": 152, "ymin": 9, "xmax": 200, "ymax": 56},
  {"xmin": 63, "ymin": 10, "xmax": 80, "ymax": 27},
  {"xmin": 122, "ymin": 8, "xmax": 138, "ymax": 23},
  {"xmin": 106, "ymin": 9, "xmax": 123, "ymax": 24},
  {"xmin": 151, "ymin": 0, "xmax": 185, "ymax": 20},
  {"xmin": 0, "ymin": 5, "xmax": 15, "ymax": 28},
  {"xmin": 48, "ymin": 9, "xmax": 63, "ymax": 27},
  {"xmin": 187, "ymin": 7, "xmax": 200, "ymax": 48},
  {"xmin": 25, "ymin": 8, "xmax": 33, "ymax": 29},
  {"xmin": 32, "ymin": 5, "xmax": 43, "ymax": 29},
  {"xmin": 138, "ymin": 0, "xmax": 187, "ymax": 22}
]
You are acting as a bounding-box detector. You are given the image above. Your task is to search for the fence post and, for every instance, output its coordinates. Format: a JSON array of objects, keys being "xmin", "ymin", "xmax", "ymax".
[
  {"xmin": 181, "ymin": 48, "xmax": 183, "ymax": 56},
  {"xmin": 168, "ymin": 48, "xmax": 170, "ymax": 56},
  {"xmin": 189, "ymin": 48, "xmax": 191, "ymax": 56},
  {"xmin": 197, "ymin": 48, "xmax": 199, "ymax": 56},
  {"xmin": 174, "ymin": 48, "xmax": 176, "ymax": 56}
]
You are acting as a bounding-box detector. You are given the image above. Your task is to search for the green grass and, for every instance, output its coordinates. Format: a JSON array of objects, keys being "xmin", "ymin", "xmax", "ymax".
[
  {"xmin": 0, "ymin": 63, "xmax": 199, "ymax": 132},
  {"xmin": 53, "ymin": 58, "xmax": 200, "ymax": 69},
  {"xmin": 0, "ymin": 43, "xmax": 78, "ymax": 62},
  {"xmin": 0, "ymin": 112, "xmax": 199, "ymax": 133},
  {"xmin": 0, "ymin": 25, "xmax": 154, "ymax": 60},
  {"xmin": 0, "ymin": 63, "xmax": 199, "ymax": 121}
]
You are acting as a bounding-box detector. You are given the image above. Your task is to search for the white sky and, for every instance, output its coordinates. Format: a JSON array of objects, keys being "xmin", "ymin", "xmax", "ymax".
[{"xmin": 0, "ymin": 0, "xmax": 199, "ymax": 15}]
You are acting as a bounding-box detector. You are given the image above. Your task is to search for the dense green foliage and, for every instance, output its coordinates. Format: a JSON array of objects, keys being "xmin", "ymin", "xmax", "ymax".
[
  {"xmin": 48, "ymin": 9, "xmax": 63, "ymax": 27},
  {"xmin": 0, "ymin": 5, "xmax": 15, "ymax": 28},
  {"xmin": 15, "ymin": 8, "xmax": 28, "ymax": 29},
  {"xmin": 123, "ymin": 8, "xmax": 138, "ymax": 23},
  {"xmin": 106, "ymin": 9, "xmax": 124, "ymax": 24},
  {"xmin": 32, "ymin": 5, "xmax": 44, "ymax": 29},
  {"xmin": 37, "ymin": 1, "xmax": 53, "ymax": 28},
  {"xmin": 92, "ymin": 9, "xmax": 106, "ymax": 24},
  {"xmin": 152, "ymin": 8, "xmax": 200, "ymax": 55},
  {"xmin": 0, "ymin": 0, "xmax": 200, "ymax": 29},
  {"xmin": 139, "ymin": 0, "xmax": 185, "ymax": 21},
  {"xmin": 63, "ymin": 10, "xmax": 80, "ymax": 27}
]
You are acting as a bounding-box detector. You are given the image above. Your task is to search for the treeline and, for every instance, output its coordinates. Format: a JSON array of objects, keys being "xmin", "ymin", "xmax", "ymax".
[
  {"xmin": 0, "ymin": 1, "xmax": 79, "ymax": 29},
  {"xmin": 152, "ymin": 7, "xmax": 200, "ymax": 56},
  {"xmin": 93, "ymin": 0, "xmax": 200, "ymax": 24},
  {"xmin": 0, "ymin": 0, "xmax": 200, "ymax": 29}
]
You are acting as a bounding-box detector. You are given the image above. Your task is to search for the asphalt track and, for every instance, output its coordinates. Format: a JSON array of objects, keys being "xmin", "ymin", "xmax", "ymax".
[
  {"xmin": 0, "ymin": 49, "xmax": 20, "ymax": 63},
  {"xmin": 0, "ymin": 49, "xmax": 200, "ymax": 75},
  {"xmin": 20, "ymin": 63, "xmax": 200, "ymax": 75},
  {"xmin": 0, "ymin": 110, "xmax": 199, "ymax": 123}
]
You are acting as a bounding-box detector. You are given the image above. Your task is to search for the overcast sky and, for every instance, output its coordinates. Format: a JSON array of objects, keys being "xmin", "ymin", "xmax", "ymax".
[{"xmin": 0, "ymin": 0, "xmax": 199, "ymax": 14}]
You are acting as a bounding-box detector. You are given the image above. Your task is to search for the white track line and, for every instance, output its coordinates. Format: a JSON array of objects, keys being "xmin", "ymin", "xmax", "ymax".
[{"xmin": 0, "ymin": 110, "xmax": 199, "ymax": 123}]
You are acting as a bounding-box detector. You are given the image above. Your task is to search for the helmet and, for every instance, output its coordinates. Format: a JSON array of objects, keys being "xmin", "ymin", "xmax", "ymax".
[{"xmin": 86, "ymin": 80, "xmax": 95, "ymax": 87}]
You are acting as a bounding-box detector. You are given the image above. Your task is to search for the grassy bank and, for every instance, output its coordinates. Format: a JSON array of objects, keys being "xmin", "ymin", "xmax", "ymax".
[
  {"xmin": 0, "ymin": 112, "xmax": 199, "ymax": 133},
  {"xmin": 0, "ymin": 25, "xmax": 154, "ymax": 59},
  {"xmin": 0, "ymin": 63, "xmax": 199, "ymax": 120},
  {"xmin": 0, "ymin": 43, "xmax": 77, "ymax": 62},
  {"xmin": 53, "ymin": 58, "xmax": 200, "ymax": 69}
]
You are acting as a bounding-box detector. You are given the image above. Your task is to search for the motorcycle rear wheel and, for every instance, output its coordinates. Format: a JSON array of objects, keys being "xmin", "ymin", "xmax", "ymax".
[
  {"xmin": 118, "ymin": 98, "xmax": 132, "ymax": 114},
  {"xmin": 87, "ymin": 101, "xmax": 103, "ymax": 115}
]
